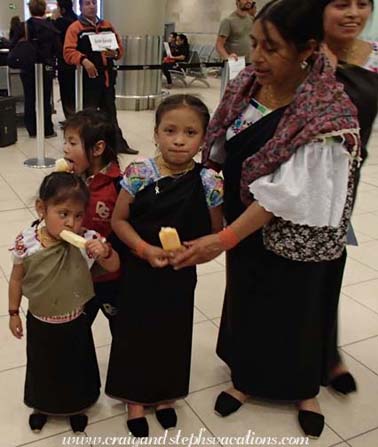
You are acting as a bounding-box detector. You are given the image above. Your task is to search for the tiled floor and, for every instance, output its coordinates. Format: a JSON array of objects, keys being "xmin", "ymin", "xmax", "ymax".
[{"xmin": 0, "ymin": 77, "xmax": 377, "ymax": 447}]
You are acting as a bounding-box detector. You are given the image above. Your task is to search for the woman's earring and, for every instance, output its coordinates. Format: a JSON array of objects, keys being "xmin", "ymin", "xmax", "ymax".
[{"xmin": 300, "ymin": 60, "xmax": 309, "ymax": 70}]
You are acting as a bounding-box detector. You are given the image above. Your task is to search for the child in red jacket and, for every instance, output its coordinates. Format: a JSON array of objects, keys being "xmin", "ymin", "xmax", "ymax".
[{"xmin": 63, "ymin": 109, "xmax": 123, "ymax": 334}]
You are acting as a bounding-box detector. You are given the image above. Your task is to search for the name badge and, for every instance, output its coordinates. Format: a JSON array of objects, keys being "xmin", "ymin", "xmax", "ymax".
[{"xmin": 89, "ymin": 32, "xmax": 119, "ymax": 52}]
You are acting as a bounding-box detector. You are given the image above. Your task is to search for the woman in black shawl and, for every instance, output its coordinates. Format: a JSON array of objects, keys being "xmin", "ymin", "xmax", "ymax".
[{"xmin": 172, "ymin": 0, "xmax": 361, "ymax": 439}]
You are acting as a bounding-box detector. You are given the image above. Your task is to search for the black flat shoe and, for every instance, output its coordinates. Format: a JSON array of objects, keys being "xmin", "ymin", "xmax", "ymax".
[
  {"xmin": 69, "ymin": 414, "xmax": 88, "ymax": 433},
  {"xmin": 214, "ymin": 391, "xmax": 243, "ymax": 417},
  {"xmin": 117, "ymin": 146, "xmax": 139, "ymax": 155},
  {"xmin": 29, "ymin": 413, "xmax": 47, "ymax": 432},
  {"xmin": 155, "ymin": 408, "xmax": 177, "ymax": 430},
  {"xmin": 45, "ymin": 131, "xmax": 58, "ymax": 139},
  {"xmin": 298, "ymin": 410, "xmax": 325, "ymax": 439},
  {"xmin": 127, "ymin": 417, "xmax": 149, "ymax": 438},
  {"xmin": 330, "ymin": 372, "xmax": 357, "ymax": 395}
]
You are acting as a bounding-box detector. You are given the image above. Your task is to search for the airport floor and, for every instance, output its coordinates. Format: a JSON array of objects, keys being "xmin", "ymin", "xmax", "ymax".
[{"xmin": 0, "ymin": 77, "xmax": 378, "ymax": 447}]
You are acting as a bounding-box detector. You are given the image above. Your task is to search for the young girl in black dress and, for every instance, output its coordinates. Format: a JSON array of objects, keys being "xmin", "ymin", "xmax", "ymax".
[{"xmin": 106, "ymin": 95, "xmax": 224, "ymax": 437}]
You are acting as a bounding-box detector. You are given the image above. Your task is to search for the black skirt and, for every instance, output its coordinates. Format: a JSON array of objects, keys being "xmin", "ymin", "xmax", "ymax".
[
  {"xmin": 24, "ymin": 312, "xmax": 101, "ymax": 415},
  {"xmin": 105, "ymin": 262, "xmax": 196, "ymax": 404},
  {"xmin": 216, "ymin": 230, "xmax": 345, "ymax": 401}
]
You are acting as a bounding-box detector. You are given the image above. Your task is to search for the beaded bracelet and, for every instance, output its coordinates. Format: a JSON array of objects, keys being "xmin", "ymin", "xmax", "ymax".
[
  {"xmin": 218, "ymin": 227, "xmax": 240, "ymax": 251},
  {"xmin": 8, "ymin": 309, "xmax": 20, "ymax": 317}
]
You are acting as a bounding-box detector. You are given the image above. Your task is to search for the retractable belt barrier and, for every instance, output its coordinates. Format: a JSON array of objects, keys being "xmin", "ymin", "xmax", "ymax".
[
  {"xmin": 73, "ymin": 60, "xmax": 225, "ymax": 111},
  {"xmin": 114, "ymin": 61, "xmax": 225, "ymax": 71},
  {"xmin": 23, "ymin": 60, "xmax": 226, "ymax": 166},
  {"xmin": 57, "ymin": 61, "xmax": 225, "ymax": 73}
]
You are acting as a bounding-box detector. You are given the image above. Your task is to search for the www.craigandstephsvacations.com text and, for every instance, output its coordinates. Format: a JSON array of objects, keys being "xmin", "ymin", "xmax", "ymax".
[{"xmin": 62, "ymin": 429, "xmax": 310, "ymax": 446}]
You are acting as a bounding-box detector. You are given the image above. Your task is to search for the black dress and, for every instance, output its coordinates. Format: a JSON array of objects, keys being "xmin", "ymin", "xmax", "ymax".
[
  {"xmin": 216, "ymin": 108, "xmax": 346, "ymax": 400},
  {"xmin": 105, "ymin": 164, "xmax": 211, "ymax": 404},
  {"xmin": 336, "ymin": 63, "xmax": 378, "ymax": 205},
  {"xmin": 25, "ymin": 312, "xmax": 100, "ymax": 415}
]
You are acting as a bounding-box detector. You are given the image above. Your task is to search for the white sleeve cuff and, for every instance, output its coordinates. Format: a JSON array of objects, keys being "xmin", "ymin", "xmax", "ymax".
[{"xmin": 249, "ymin": 140, "xmax": 350, "ymax": 227}]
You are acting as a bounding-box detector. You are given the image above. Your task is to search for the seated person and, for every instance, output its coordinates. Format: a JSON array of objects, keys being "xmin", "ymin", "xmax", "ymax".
[
  {"xmin": 164, "ymin": 32, "xmax": 178, "ymax": 56},
  {"xmin": 162, "ymin": 33, "xmax": 190, "ymax": 88}
]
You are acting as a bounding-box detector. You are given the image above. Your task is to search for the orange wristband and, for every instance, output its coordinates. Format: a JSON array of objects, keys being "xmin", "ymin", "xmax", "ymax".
[
  {"xmin": 218, "ymin": 227, "xmax": 239, "ymax": 250},
  {"xmin": 135, "ymin": 240, "xmax": 149, "ymax": 259}
]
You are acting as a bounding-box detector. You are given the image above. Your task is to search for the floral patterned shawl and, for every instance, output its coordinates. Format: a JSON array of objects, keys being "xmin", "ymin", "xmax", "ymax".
[{"xmin": 203, "ymin": 53, "xmax": 361, "ymax": 205}]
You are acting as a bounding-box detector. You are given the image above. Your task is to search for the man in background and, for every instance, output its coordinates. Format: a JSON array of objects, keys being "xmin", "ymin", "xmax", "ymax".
[
  {"xmin": 216, "ymin": 0, "xmax": 254, "ymax": 63},
  {"xmin": 64, "ymin": 0, "xmax": 138, "ymax": 154}
]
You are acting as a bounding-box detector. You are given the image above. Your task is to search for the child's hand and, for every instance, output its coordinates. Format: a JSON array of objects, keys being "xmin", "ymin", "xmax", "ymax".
[
  {"xmin": 9, "ymin": 315, "xmax": 23, "ymax": 339},
  {"xmin": 86, "ymin": 238, "xmax": 108, "ymax": 259},
  {"xmin": 143, "ymin": 245, "xmax": 169, "ymax": 268}
]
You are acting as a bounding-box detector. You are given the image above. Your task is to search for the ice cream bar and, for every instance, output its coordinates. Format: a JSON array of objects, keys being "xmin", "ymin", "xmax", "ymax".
[
  {"xmin": 55, "ymin": 158, "xmax": 71, "ymax": 172},
  {"xmin": 60, "ymin": 230, "xmax": 87, "ymax": 249},
  {"xmin": 159, "ymin": 227, "xmax": 181, "ymax": 251}
]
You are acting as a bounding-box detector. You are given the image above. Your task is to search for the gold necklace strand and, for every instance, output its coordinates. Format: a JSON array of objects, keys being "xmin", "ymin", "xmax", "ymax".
[
  {"xmin": 340, "ymin": 42, "xmax": 358, "ymax": 61},
  {"xmin": 258, "ymin": 85, "xmax": 294, "ymax": 110},
  {"xmin": 38, "ymin": 227, "xmax": 60, "ymax": 248},
  {"xmin": 155, "ymin": 154, "xmax": 195, "ymax": 177}
]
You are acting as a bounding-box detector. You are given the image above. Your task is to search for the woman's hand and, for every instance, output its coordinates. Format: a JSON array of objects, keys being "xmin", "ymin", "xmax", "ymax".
[
  {"xmin": 170, "ymin": 234, "xmax": 224, "ymax": 269},
  {"xmin": 9, "ymin": 315, "xmax": 23, "ymax": 339}
]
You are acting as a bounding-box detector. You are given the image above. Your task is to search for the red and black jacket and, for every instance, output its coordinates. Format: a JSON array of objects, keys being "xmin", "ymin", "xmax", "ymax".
[{"xmin": 63, "ymin": 14, "xmax": 124, "ymax": 88}]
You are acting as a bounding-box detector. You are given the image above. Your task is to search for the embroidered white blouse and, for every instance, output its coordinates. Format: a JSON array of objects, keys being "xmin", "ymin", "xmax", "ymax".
[{"xmin": 210, "ymin": 98, "xmax": 350, "ymax": 228}]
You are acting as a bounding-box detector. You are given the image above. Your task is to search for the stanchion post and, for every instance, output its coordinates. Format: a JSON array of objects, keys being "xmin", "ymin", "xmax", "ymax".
[
  {"xmin": 24, "ymin": 63, "xmax": 55, "ymax": 169},
  {"xmin": 75, "ymin": 65, "xmax": 83, "ymax": 112}
]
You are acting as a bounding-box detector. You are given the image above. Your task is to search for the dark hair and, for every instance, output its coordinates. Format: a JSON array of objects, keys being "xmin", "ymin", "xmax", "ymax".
[
  {"xmin": 155, "ymin": 94, "xmax": 210, "ymax": 133},
  {"xmin": 28, "ymin": 0, "xmax": 47, "ymax": 17},
  {"xmin": 10, "ymin": 16, "xmax": 21, "ymax": 29},
  {"xmin": 255, "ymin": 0, "xmax": 325, "ymax": 52},
  {"xmin": 57, "ymin": 0, "xmax": 74, "ymax": 13},
  {"xmin": 170, "ymin": 32, "xmax": 178, "ymax": 38},
  {"xmin": 62, "ymin": 109, "xmax": 118, "ymax": 166},
  {"xmin": 79, "ymin": 0, "xmax": 97, "ymax": 8},
  {"xmin": 38, "ymin": 172, "xmax": 90, "ymax": 207},
  {"xmin": 9, "ymin": 16, "xmax": 22, "ymax": 40},
  {"xmin": 177, "ymin": 33, "xmax": 189, "ymax": 47},
  {"xmin": 320, "ymin": 0, "xmax": 374, "ymax": 10}
]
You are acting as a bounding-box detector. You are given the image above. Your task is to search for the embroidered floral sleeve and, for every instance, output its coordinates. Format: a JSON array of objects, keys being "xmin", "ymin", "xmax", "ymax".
[
  {"xmin": 364, "ymin": 41, "xmax": 378, "ymax": 73},
  {"xmin": 200, "ymin": 168, "xmax": 224, "ymax": 208},
  {"xmin": 120, "ymin": 158, "xmax": 158, "ymax": 196},
  {"xmin": 9, "ymin": 226, "xmax": 41, "ymax": 264}
]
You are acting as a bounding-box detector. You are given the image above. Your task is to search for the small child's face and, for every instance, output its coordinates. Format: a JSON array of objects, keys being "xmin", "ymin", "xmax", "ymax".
[
  {"xmin": 63, "ymin": 128, "xmax": 90, "ymax": 175},
  {"xmin": 154, "ymin": 107, "xmax": 205, "ymax": 168},
  {"xmin": 39, "ymin": 199, "xmax": 86, "ymax": 240}
]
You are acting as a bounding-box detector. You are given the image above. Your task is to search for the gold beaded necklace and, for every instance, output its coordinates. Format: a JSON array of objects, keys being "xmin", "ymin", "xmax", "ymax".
[
  {"xmin": 339, "ymin": 41, "xmax": 359, "ymax": 63},
  {"xmin": 155, "ymin": 154, "xmax": 195, "ymax": 177},
  {"xmin": 37, "ymin": 226, "xmax": 60, "ymax": 248},
  {"xmin": 154, "ymin": 154, "xmax": 196, "ymax": 195}
]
